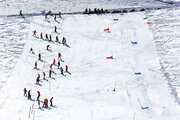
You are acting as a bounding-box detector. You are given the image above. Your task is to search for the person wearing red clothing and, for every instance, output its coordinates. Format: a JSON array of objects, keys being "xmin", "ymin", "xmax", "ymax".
[
  {"xmin": 37, "ymin": 91, "xmax": 40, "ymax": 100},
  {"xmin": 50, "ymin": 64, "xmax": 53, "ymax": 70},
  {"xmin": 59, "ymin": 11, "xmax": 61, "ymax": 18},
  {"xmin": 65, "ymin": 65, "xmax": 68, "ymax": 72},
  {"xmin": 46, "ymin": 45, "xmax": 50, "ymax": 50},
  {"xmin": 49, "ymin": 35, "xmax": 52, "ymax": 41},
  {"xmin": 56, "ymin": 36, "xmax": 59, "ymax": 42},
  {"xmin": 33, "ymin": 30, "xmax": 37, "ymax": 36},
  {"xmin": 58, "ymin": 52, "xmax": 61, "ymax": 58},
  {"xmin": 40, "ymin": 33, "xmax": 43, "ymax": 39},
  {"xmin": 28, "ymin": 90, "xmax": 31, "ymax": 99},
  {"xmin": 50, "ymin": 97, "xmax": 53, "ymax": 106},
  {"xmin": 53, "ymin": 59, "xmax": 55, "ymax": 65},
  {"xmin": 55, "ymin": 26, "xmax": 57, "ymax": 32},
  {"xmin": 49, "ymin": 70, "xmax": 52, "ymax": 77},
  {"xmin": 34, "ymin": 62, "xmax": 37, "ymax": 69}
]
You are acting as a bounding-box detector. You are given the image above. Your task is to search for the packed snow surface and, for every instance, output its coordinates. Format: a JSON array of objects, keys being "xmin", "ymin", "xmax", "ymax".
[{"xmin": 0, "ymin": 13, "xmax": 180, "ymax": 120}]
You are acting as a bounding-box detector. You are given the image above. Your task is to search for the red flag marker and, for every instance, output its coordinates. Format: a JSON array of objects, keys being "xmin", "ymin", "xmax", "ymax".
[
  {"xmin": 107, "ymin": 56, "xmax": 113, "ymax": 59},
  {"xmin": 104, "ymin": 28, "xmax": 109, "ymax": 32},
  {"xmin": 113, "ymin": 88, "xmax": 116, "ymax": 92},
  {"xmin": 146, "ymin": 22, "xmax": 151, "ymax": 24}
]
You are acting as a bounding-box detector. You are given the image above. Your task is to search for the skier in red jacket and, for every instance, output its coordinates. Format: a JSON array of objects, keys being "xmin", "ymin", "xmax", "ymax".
[
  {"xmin": 53, "ymin": 59, "xmax": 55, "ymax": 65},
  {"xmin": 55, "ymin": 26, "xmax": 57, "ymax": 32},
  {"xmin": 49, "ymin": 70, "xmax": 52, "ymax": 77},
  {"xmin": 65, "ymin": 65, "xmax": 68, "ymax": 72},
  {"xmin": 33, "ymin": 30, "xmax": 37, "ymax": 36},
  {"xmin": 37, "ymin": 91, "xmax": 40, "ymax": 100},
  {"xmin": 40, "ymin": 33, "xmax": 43, "ymax": 39},
  {"xmin": 49, "ymin": 35, "xmax": 52, "ymax": 41},
  {"xmin": 50, "ymin": 97, "xmax": 53, "ymax": 106},
  {"xmin": 46, "ymin": 45, "xmax": 50, "ymax": 50},
  {"xmin": 34, "ymin": 62, "xmax": 37, "ymax": 69},
  {"xmin": 59, "ymin": 11, "xmax": 61, "ymax": 18},
  {"xmin": 28, "ymin": 90, "xmax": 31, "ymax": 99}
]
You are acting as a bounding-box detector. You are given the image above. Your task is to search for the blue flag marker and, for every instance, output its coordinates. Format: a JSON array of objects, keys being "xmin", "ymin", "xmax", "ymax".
[
  {"xmin": 113, "ymin": 19, "xmax": 119, "ymax": 21},
  {"xmin": 141, "ymin": 106, "xmax": 149, "ymax": 109},
  {"xmin": 135, "ymin": 72, "xmax": 141, "ymax": 75},
  {"xmin": 131, "ymin": 42, "xmax": 137, "ymax": 44}
]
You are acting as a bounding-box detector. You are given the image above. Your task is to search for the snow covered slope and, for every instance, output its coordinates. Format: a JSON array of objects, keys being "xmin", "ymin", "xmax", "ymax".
[
  {"xmin": 0, "ymin": 13, "xmax": 180, "ymax": 120},
  {"xmin": 146, "ymin": 7, "xmax": 180, "ymax": 105}
]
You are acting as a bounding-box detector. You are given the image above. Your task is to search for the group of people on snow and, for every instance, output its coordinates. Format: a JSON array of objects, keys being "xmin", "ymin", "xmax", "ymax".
[{"xmin": 24, "ymin": 88, "xmax": 54, "ymax": 108}]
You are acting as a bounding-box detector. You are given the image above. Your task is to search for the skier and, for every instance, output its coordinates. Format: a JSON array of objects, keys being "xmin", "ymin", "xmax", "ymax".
[
  {"xmin": 65, "ymin": 65, "xmax": 68, "ymax": 72},
  {"xmin": 29, "ymin": 48, "xmax": 34, "ymax": 54},
  {"xmin": 50, "ymin": 64, "xmax": 53, "ymax": 70},
  {"xmin": 50, "ymin": 97, "xmax": 53, "ymax": 106},
  {"xmin": 57, "ymin": 61, "xmax": 60, "ymax": 69},
  {"xmin": 101, "ymin": 8, "xmax": 104, "ymax": 13},
  {"xmin": 33, "ymin": 30, "xmax": 37, "ymax": 36},
  {"xmin": 54, "ymin": 15, "xmax": 56, "ymax": 21},
  {"xmin": 36, "ymin": 74, "xmax": 40, "ymax": 84},
  {"xmin": 46, "ymin": 45, "xmax": 50, "ymax": 50},
  {"xmin": 53, "ymin": 59, "xmax": 55, "ymax": 65},
  {"xmin": 45, "ymin": 33, "xmax": 48, "ymax": 40},
  {"xmin": 40, "ymin": 33, "xmax": 43, "ymax": 39},
  {"xmin": 24, "ymin": 88, "xmax": 27, "ymax": 97},
  {"xmin": 89, "ymin": 8, "xmax": 91, "ymax": 14},
  {"xmin": 56, "ymin": 36, "xmax": 59, "ymax": 42},
  {"xmin": 59, "ymin": 11, "xmax": 61, "ymax": 18},
  {"xmin": 38, "ymin": 53, "xmax": 41, "ymax": 60},
  {"xmin": 43, "ymin": 72, "xmax": 46, "ymax": 80},
  {"xmin": 28, "ymin": 90, "xmax": 31, "ymax": 99},
  {"xmin": 60, "ymin": 67, "xmax": 63, "ymax": 75},
  {"xmin": 19, "ymin": 10, "xmax": 22, "ymax": 15},
  {"xmin": 34, "ymin": 62, "xmax": 37, "ymax": 69},
  {"xmin": 43, "ymin": 99, "xmax": 48, "ymax": 108},
  {"xmin": 38, "ymin": 99, "xmax": 41, "ymax": 108},
  {"xmin": 58, "ymin": 52, "xmax": 61, "ymax": 59},
  {"xmin": 85, "ymin": 8, "xmax": 88, "ymax": 13},
  {"xmin": 37, "ymin": 91, "xmax": 40, "ymax": 100},
  {"xmin": 55, "ymin": 26, "xmax": 57, "ymax": 32},
  {"xmin": 62, "ymin": 37, "xmax": 66, "ymax": 45},
  {"xmin": 49, "ymin": 69, "xmax": 52, "ymax": 77},
  {"xmin": 49, "ymin": 35, "xmax": 52, "ymax": 41}
]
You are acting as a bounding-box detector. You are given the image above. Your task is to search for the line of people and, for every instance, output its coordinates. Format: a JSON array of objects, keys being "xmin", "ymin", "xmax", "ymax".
[
  {"xmin": 23, "ymin": 88, "xmax": 54, "ymax": 108},
  {"xmin": 33, "ymin": 30, "xmax": 67, "ymax": 45}
]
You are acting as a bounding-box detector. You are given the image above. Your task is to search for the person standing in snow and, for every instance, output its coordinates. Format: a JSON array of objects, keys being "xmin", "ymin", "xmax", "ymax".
[
  {"xmin": 46, "ymin": 45, "xmax": 50, "ymax": 50},
  {"xmin": 55, "ymin": 26, "xmax": 57, "ymax": 32},
  {"xmin": 45, "ymin": 33, "xmax": 48, "ymax": 40},
  {"xmin": 36, "ymin": 74, "xmax": 40, "ymax": 84},
  {"xmin": 43, "ymin": 72, "xmax": 46, "ymax": 80},
  {"xmin": 58, "ymin": 52, "xmax": 61, "ymax": 60},
  {"xmin": 50, "ymin": 64, "xmax": 53, "ymax": 70},
  {"xmin": 49, "ymin": 69, "xmax": 52, "ymax": 77},
  {"xmin": 19, "ymin": 10, "xmax": 22, "ymax": 15},
  {"xmin": 53, "ymin": 59, "xmax": 55, "ymax": 65},
  {"xmin": 58, "ymin": 61, "xmax": 60, "ymax": 69},
  {"xmin": 37, "ymin": 91, "xmax": 40, "ymax": 100},
  {"xmin": 56, "ymin": 36, "xmax": 59, "ymax": 42},
  {"xmin": 59, "ymin": 11, "xmax": 61, "ymax": 18},
  {"xmin": 60, "ymin": 67, "xmax": 63, "ymax": 75},
  {"xmin": 54, "ymin": 15, "xmax": 56, "ymax": 21},
  {"xmin": 28, "ymin": 90, "xmax": 31, "ymax": 99},
  {"xmin": 65, "ymin": 65, "xmax": 68, "ymax": 72},
  {"xmin": 40, "ymin": 33, "xmax": 43, "ymax": 39},
  {"xmin": 62, "ymin": 37, "xmax": 66, "ymax": 45},
  {"xmin": 29, "ymin": 48, "xmax": 33, "ymax": 54},
  {"xmin": 49, "ymin": 35, "xmax": 52, "ymax": 41},
  {"xmin": 24, "ymin": 88, "xmax": 27, "ymax": 97},
  {"xmin": 34, "ymin": 62, "xmax": 37, "ymax": 69},
  {"xmin": 38, "ymin": 53, "xmax": 41, "ymax": 60},
  {"xmin": 33, "ymin": 30, "xmax": 37, "ymax": 36},
  {"xmin": 38, "ymin": 99, "xmax": 41, "ymax": 108},
  {"xmin": 50, "ymin": 97, "xmax": 53, "ymax": 106}
]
